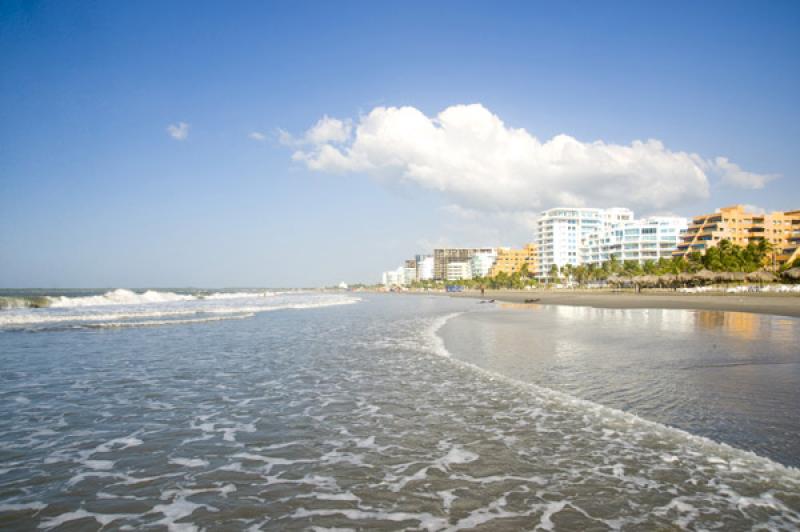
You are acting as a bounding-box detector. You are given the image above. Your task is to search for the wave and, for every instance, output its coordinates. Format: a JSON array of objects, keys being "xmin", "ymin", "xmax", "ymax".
[
  {"xmin": 47, "ymin": 289, "xmax": 195, "ymax": 308},
  {"xmin": 0, "ymin": 289, "xmax": 280, "ymax": 310},
  {"xmin": 0, "ymin": 296, "xmax": 52, "ymax": 310},
  {"xmin": 0, "ymin": 295, "xmax": 361, "ymax": 328},
  {"xmin": 425, "ymin": 311, "xmax": 800, "ymax": 478}
]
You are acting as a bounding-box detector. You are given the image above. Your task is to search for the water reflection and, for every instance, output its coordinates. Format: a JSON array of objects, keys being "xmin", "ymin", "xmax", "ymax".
[{"xmin": 441, "ymin": 305, "xmax": 800, "ymax": 466}]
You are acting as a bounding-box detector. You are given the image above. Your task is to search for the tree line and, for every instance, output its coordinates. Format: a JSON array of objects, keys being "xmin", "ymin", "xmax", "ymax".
[{"xmin": 408, "ymin": 239, "xmax": 798, "ymax": 289}]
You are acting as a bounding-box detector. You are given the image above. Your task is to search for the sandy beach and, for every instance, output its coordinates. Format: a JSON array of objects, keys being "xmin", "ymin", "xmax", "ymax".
[{"xmin": 432, "ymin": 289, "xmax": 800, "ymax": 318}]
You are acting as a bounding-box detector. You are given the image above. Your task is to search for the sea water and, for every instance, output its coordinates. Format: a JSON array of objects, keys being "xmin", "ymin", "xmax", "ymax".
[{"xmin": 1, "ymin": 291, "xmax": 798, "ymax": 530}]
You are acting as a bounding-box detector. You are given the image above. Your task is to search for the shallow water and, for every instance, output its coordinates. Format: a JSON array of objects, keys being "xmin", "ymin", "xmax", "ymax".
[
  {"xmin": 441, "ymin": 303, "xmax": 800, "ymax": 468},
  {"xmin": 1, "ymin": 292, "xmax": 799, "ymax": 530}
]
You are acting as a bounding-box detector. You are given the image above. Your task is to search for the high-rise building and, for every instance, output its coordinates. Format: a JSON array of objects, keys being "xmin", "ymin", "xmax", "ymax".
[
  {"xmin": 446, "ymin": 261, "xmax": 472, "ymax": 281},
  {"xmin": 582, "ymin": 217, "xmax": 687, "ymax": 266},
  {"xmin": 489, "ymin": 244, "xmax": 538, "ymax": 277},
  {"xmin": 534, "ymin": 207, "xmax": 633, "ymax": 279},
  {"xmin": 469, "ymin": 251, "xmax": 498, "ymax": 278},
  {"xmin": 433, "ymin": 248, "xmax": 496, "ymax": 280},
  {"xmin": 415, "ymin": 255, "xmax": 435, "ymax": 281},
  {"xmin": 673, "ymin": 205, "xmax": 800, "ymax": 267}
]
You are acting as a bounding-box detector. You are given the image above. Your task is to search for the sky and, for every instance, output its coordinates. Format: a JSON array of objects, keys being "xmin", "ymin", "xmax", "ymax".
[{"xmin": 1, "ymin": 1, "xmax": 798, "ymax": 287}]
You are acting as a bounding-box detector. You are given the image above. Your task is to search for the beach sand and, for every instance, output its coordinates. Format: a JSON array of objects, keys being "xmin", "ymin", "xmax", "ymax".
[{"xmin": 435, "ymin": 289, "xmax": 800, "ymax": 318}]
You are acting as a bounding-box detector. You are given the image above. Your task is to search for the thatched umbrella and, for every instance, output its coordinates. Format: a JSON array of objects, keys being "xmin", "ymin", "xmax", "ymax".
[
  {"xmin": 746, "ymin": 271, "xmax": 778, "ymax": 283},
  {"xmin": 730, "ymin": 271, "xmax": 747, "ymax": 282},
  {"xmin": 782, "ymin": 267, "xmax": 800, "ymax": 282},
  {"xmin": 639, "ymin": 275, "xmax": 659, "ymax": 287},
  {"xmin": 715, "ymin": 271, "xmax": 734, "ymax": 283},
  {"xmin": 658, "ymin": 274, "xmax": 677, "ymax": 287},
  {"xmin": 693, "ymin": 269, "xmax": 716, "ymax": 284},
  {"xmin": 677, "ymin": 272, "xmax": 694, "ymax": 286},
  {"xmin": 606, "ymin": 274, "xmax": 622, "ymax": 286}
]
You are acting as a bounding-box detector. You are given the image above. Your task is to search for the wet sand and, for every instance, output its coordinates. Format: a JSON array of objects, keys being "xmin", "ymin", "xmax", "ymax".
[{"xmin": 439, "ymin": 289, "xmax": 800, "ymax": 318}]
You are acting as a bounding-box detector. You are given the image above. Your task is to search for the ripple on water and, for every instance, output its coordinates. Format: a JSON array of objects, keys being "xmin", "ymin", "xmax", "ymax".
[{"xmin": 0, "ymin": 295, "xmax": 798, "ymax": 530}]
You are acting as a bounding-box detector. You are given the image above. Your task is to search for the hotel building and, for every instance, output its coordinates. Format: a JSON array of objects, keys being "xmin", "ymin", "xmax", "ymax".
[
  {"xmin": 582, "ymin": 217, "xmax": 688, "ymax": 266},
  {"xmin": 433, "ymin": 248, "xmax": 497, "ymax": 280},
  {"xmin": 469, "ymin": 251, "xmax": 499, "ymax": 278},
  {"xmin": 489, "ymin": 244, "xmax": 538, "ymax": 277},
  {"xmin": 446, "ymin": 261, "xmax": 473, "ymax": 281},
  {"xmin": 534, "ymin": 207, "xmax": 633, "ymax": 280},
  {"xmin": 673, "ymin": 205, "xmax": 800, "ymax": 267},
  {"xmin": 415, "ymin": 254, "xmax": 435, "ymax": 281}
]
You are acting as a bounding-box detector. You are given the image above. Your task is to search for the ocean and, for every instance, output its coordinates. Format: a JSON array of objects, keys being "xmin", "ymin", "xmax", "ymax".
[{"xmin": 1, "ymin": 290, "xmax": 798, "ymax": 530}]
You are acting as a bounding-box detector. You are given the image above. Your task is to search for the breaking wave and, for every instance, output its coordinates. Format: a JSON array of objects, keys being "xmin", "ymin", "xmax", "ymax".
[
  {"xmin": 0, "ymin": 289, "xmax": 280, "ymax": 310},
  {"xmin": 0, "ymin": 289, "xmax": 358, "ymax": 330}
]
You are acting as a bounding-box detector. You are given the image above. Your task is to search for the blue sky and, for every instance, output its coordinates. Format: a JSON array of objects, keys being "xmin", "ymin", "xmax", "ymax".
[{"xmin": 1, "ymin": 1, "xmax": 798, "ymax": 287}]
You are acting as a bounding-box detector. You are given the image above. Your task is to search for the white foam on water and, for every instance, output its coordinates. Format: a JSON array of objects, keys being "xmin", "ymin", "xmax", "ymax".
[
  {"xmin": 291, "ymin": 508, "xmax": 449, "ymax": 532},
  {"xmin": 38, "ymin": 508, "xmax": 136, "ymax": 529},
  {"xmin": 0, "ymin": 502, "xmax": 47, "ymax": 513},
  {"xmin": 425, "ymin": 311, "xmax": 800, "ymax": 481},
  {"xmin": 96, "ymin": 435, "xmax": 144, "ymax": 453},
  {"xmin": 48, "ymin": 289, "xmax": 194, "ymax": 308},
  {"xmin": 169, "ymin": 458, "xmax": 209, "ymax": 468},
  {"xmin": 201, "ymin": 291, "xmax": 275, "ymax": 300},
  {"xmin": 149, "ymin": 496, "xmax": 210, "ymax": 532},
  {"xmin": 0, "ymin": 292, "xmax": 360, "ymax": 328}
]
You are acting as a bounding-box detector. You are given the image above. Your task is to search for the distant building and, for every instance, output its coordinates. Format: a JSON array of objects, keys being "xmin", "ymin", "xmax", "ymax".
[
  {"xmin": 489, "ymin": 243, "xmax": 538, "ymax": 277},
  {"xmin": 469, "ymin": 251, "xmax": 498, "ymax": 278},
  {"xmin": 582, "ymin": 217, "xmax": 687, "ymax": 266},
  {"xmin": 446, "ymin": 261, "xmax": 472, "ymax": 281},
  {"xmin": 381, "ymin": 266, "xmax": 409, "ymax": 287},
  {"xmin": 673, "ymin": 205, "xmax": 800, "ymax": 267},
  {"xmin": 534, "ymin": 207, "xmax": 633, "ymax": 280},
  {"xmin": 415, "ymin": 255, "xmax": 435, "ymax": 281},
  {"xmin": 433, "ymin": 248, "xmax": 496, "ymax": 280},
  {"xmin": 337, "ymin": 281, "xmax": 348, "ymax": 289}
]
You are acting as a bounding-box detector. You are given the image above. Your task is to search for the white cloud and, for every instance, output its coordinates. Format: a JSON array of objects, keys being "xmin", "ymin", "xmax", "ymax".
[
  {"xmin": 280, "ymin": 115, "xmax": 351, "ymax": 148},
  {"xmin": 249, "ymin": 131, "xmax": 266, "ymax": 141},
  {"xmin": 166, "ymin": 122, "xmax": 189, "ymax": 140},
  {"xmin": 285, "ymin": 104, "xmax": 775, "ymax": 212},
  {"xmin": 711, "ymin": 156, "xmax": 777, "ymax": 189}
]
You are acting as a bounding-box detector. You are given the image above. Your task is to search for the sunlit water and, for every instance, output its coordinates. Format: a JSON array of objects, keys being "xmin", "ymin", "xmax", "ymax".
[{"xmin": 1, "ymin": 292, "xmax": 799, "ymax": 530}]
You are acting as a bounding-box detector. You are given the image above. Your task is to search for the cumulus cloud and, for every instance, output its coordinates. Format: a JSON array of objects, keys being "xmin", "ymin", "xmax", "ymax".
[
  {"xmin": 710, "ymin": 157, "xmax": 777, "ymax": 189},
  {"xmin": 280, "ymin": 115, "xmax": 351, "ymax": 148},
  {"xmin": 249, "ymin": 131, "xmax": 266, "ymax": 141},
  {"xmin": 166, "ymin": 122, "xmax": 189, "ymax": 140},
  {"xmin": 284, "ymin": 104, "xmax": 775, "ymax": 212}
]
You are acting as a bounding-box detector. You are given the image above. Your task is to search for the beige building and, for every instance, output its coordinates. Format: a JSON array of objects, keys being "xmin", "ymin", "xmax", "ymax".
[
  {"xmin": 673, "ymin": 205, "xmax": 800, "ymax": 267},
  {"xmin": 489, "ymin": 244, "xmax": 538, "ymax": 277},
  {"xmin": 433, "ymin": 248, "xmax": 496, "ymax": 280}
]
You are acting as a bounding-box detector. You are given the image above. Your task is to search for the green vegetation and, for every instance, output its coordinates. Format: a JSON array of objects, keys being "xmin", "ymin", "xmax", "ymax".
[{"xmin": 402, "ymin": 239, "xmax": 795, "ymax": 290}]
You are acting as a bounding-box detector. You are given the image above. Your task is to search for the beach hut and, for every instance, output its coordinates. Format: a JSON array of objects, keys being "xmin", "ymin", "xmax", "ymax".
[
  {"xmin": 745, "ymin": 271, "xmax": 777, "ymax": 283},
  {"xmin": 692, "ymin": 269, "xmax": 716, "ymax": 285},
  {"xmin": 639, "ymin": 275, "xmax": 659, "ymax": 288},
  {"xmin": 715, "ymin": 271, "xmax": 734, "ymax": 283},
  {"xmin": 782, "ymin": 267, "xmax": 800, "ymax": 282},
  {"xmin": 730, "ymin": 271, "xmax": 747, "ymax": 282},
  {"xmin": 658, "ymin": 274, "xmax": 677, "ymax": 288}
]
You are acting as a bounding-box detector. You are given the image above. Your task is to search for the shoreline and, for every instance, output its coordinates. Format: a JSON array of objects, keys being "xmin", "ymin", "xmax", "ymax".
[{"xmin": 408, "ymin": 289, "xmax": 800, "ymax": 318}]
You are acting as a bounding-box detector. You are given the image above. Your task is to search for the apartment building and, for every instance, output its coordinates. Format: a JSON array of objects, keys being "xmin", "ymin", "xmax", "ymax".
[
  {"xmin": 446, "ymin": 261, "xmax": 472, "ymax": 281},
  {"xmin": 469, "ymin": 251, "xmax": 499, "ymax": 278},
  {"xmin": 489, "ymin": 243, "xmax": 538, "ymax": 277},
  {"xmin": 582, "ymin": 217, "xmax": 687, "ymax": 266},
  {"xmin": 415, "ymin": 254, "xmax": 435, "ymax": 281},
  {"xmin": 534, "ymin": 207, "xmax": 633, "ymax": 279},
  {"xmin": 433, "ymin": 248, "xmax": 496, "ymax": 280},
  {"xmin": 673, "ymin": 205, "xmax": 800, "ymax": 267}
]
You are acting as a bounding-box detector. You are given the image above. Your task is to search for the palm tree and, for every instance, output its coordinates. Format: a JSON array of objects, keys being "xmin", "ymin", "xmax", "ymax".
[{"xmin": 549, "ymin": 264, "xmax": 560, "ymax": 284}]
